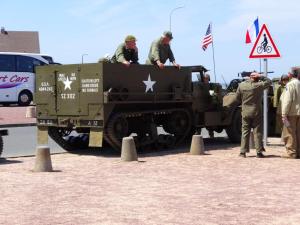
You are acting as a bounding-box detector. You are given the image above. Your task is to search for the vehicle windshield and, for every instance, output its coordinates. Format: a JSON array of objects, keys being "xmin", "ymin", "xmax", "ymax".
[{"xmin": 42, "ymin": 56, "xmax": 54, "ymax": 64}]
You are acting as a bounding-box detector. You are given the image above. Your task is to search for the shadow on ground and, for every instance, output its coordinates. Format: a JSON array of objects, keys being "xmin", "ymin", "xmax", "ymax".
[
  {"xmin": 67, "ymin": 137, "xmax": 239, "ymax": 158},
  {"xmin": 247, "ymin": 155, "xmax": 281, "ymax": 158},
  {"xmin": 0, "ymin": 157, "xmax": 23, "ymax": 165}
]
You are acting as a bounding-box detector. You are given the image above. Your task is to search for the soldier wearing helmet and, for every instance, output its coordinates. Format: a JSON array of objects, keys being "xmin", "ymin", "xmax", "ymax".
[
  {"xmin": 275, "ymin": 74, "xmax": 289, "ymax": 134},
  {"xmin": 111, "ymin": 35, "xmax": 139, "ymax": 67}
]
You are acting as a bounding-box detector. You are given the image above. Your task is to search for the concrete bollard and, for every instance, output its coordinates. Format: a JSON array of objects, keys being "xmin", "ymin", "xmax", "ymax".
[
  {"xmin": 249, "ymin": 131, "xmax": 255, "ymax": 149},
  {"xmin": 190, "ymin": 135, "xmax": 205, "ymax": 155},
  {"xmin": 33, "ymin": 146, "xmax": 53, "ymax": 172},
  {"xmin": 26, "ymin": 106, "xmax": 36, "ymax": 118},
  {"xmin": 121, "ymin": 137, "xmax": 138, "ymax": 162}
]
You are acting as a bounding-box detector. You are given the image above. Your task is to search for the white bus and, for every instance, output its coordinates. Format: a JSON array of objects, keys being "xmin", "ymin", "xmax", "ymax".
[{"xmin": 0, "ymin": 52, "xmax": 55, "ymax": 106}]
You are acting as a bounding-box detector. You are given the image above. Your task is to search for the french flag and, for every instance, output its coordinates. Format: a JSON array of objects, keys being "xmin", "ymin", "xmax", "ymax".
[{"xmin": 245, "ymin": 17, "xmax": 259, "ymax": 44}]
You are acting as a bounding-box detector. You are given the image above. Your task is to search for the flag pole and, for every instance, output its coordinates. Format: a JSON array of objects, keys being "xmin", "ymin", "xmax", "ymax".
[{"xmin": 211, "ymin": 22, "xmax": 217, "ymax": 82}]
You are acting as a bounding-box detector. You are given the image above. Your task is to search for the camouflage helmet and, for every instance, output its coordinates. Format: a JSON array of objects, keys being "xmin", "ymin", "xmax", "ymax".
[
  {"xmin": 125, "ymin": 35, "xmax": 137, "ymax": 42},
  {"xmin": 163, "ymin": 31, "xmax": 173, "ymax": 40}
]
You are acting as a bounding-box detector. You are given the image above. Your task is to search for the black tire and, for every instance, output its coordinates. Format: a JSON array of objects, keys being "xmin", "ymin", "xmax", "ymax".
[
  {"xmin": 0, "ymin": 135, "xmax": 3, "ymax": 157},
  {"xmin": 18, "ymin": 91, "xmax": 32, "ymax": 106},
  {"xmin": 226, "ymin": 108, "xmax": 242, "ymax": 143}
]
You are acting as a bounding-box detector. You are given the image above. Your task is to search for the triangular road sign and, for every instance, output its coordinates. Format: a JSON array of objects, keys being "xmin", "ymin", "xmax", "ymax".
[{"xmin": 249, "ymin": 24, "xmax": 280, "ymax": 58}]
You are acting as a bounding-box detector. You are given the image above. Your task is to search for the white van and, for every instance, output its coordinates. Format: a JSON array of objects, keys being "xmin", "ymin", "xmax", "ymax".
[{"xmin": 0, "ymin": 52, "xmax": 54, "ymax": 106}]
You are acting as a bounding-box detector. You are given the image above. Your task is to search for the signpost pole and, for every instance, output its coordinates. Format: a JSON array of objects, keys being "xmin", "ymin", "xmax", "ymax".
[
  {"xmin": 249, "ymin": 24, "xmax": 281, "ymax": 146},
  {"xmin": 263, "ymin": 58, "xmax": 268, "ymax": 146}
]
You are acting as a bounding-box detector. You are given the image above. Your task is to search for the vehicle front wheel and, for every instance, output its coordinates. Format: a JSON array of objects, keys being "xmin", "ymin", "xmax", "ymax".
[
  {"xmin": 18, "ymin": 91, "xmax": 32, "ymax": 106},
  {"xmin": 226, "ymin": 108, "xmax": 241, "ymax": 143}
]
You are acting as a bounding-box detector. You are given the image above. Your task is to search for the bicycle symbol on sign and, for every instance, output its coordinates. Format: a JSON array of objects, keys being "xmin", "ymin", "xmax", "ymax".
[{"xmin": 257, "ymin": 34, "xmax": 272, "ymax": 54}]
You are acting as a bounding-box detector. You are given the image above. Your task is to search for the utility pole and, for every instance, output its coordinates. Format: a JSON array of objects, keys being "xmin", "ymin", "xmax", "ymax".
[{"xmin": 169, "ymin": 5, "xmax": 185, "ymax": 31}]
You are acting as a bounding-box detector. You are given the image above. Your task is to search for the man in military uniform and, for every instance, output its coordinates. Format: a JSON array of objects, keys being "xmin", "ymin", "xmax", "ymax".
[
  {"xmin": 281, "ymin": 71, "xmax": 300, "ymax": 159},
  {"xmin": 275, "ymin": 75, "xmax": 289, "ymax": 134},
  {"xmin": 146, "ymin": 31, "xmax": 180, "ymax": 69},
  {"xmin": 235, "ymin": 72, "xmax": 272, "ymax": 158},
  {"xmin": 203, "ymin": 73, "xmax": 210, "ymax": 84},
  {"xmin": 110, "ymin": 35, "xmax": 138, "ymax": 66}
]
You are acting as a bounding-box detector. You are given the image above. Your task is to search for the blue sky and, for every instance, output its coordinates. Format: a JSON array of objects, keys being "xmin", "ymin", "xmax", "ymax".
[{"xmin": 1, "ymin": 0, "xmax": 300, "ymax": 83}]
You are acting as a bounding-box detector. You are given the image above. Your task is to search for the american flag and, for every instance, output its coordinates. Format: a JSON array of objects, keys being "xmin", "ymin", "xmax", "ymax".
[{"xmin": 202, "ymin": 23, "xmax": 213, "ymax": 51}]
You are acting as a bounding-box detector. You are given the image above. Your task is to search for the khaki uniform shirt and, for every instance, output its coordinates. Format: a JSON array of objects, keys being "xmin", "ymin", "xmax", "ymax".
[
  {"xmin": 276, "ymin": 87, "xmax": 286, "ymax": 115},
  {"xmin": 282, "ymin": 78, "xmax": 300, "ymax": 116},
  {"xmin": 274, "ymin": 85, "xmax": 285, "ymax": 107},
  {"xmin": 146, "ymin": 38, "xmax": 175, "ymax": 64},
  {"xmin": 111, "ymin": 43, "xmax": 138, "ymax": 63},
  {"xmin": 236, "ymin": 77, "xmax": 272, "ymax": 118}
]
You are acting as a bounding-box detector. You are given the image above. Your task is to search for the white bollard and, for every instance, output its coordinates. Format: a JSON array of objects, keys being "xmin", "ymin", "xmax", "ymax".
[
  {"xmin": 33, "ymin": 146, "xmax": 53, "ymax": 172},
  {"xmin": 190, "ymin": 135, "xmax": 205, "ymax": 155},
  {"xmin": 121, "ymin": 137, "xmax": 138, "ymax": 162},
  {"xmin": 26, "ymin": 106, "xmax": 36, "ymax": 118}
]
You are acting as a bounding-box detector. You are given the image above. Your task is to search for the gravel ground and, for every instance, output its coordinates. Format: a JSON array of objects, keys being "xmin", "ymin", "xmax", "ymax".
[{"xmin": 1, "ymin": 138, "xmax": 300, "ymax": 225}]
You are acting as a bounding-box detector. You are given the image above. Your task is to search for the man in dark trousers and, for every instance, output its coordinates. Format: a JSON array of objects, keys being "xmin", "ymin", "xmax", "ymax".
[{"xmin": 235, "ymin": 72, "xmax": 272, "ymax": 158}]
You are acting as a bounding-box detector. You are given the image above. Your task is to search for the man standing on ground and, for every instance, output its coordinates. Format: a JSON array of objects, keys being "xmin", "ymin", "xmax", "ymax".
[
  {"xmin": 203, "ymin": 73, "xmax": 214, "ymax": 138},
  {"xmin": 235, "ymin": 72, "xmax": 272, "ymax": 158},
  {"xmin": 281, "ymin": 71, "xmax": 300, "ymax": 159},
  {"xmin": 275, "ymin": 74, "xmax": 289, "ymax": 134},
  {"xmin": 110, "ymin": 35, "xmax": 139, "ymax": 66},
  {"xmin": 146, "ymin": 31, "xmax": 180, "ymax": 69}
]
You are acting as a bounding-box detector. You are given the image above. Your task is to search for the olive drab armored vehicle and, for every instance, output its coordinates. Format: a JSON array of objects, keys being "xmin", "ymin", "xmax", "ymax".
[{"xmin": 35, "ymin": 62, "xmax": 241, "ymax": 152}]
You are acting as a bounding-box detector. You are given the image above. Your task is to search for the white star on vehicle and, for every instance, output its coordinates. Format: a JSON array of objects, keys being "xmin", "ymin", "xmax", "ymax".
[
  {"xmin": 143, "ymin": 74, "xmax": 156, "ymax": 92},
  {"xmin": 63, "ymin": 76, "xmax": 73, "ymax": 90}
]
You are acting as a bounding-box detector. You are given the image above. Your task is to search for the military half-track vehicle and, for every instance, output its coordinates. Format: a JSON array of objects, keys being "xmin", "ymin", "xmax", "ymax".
[{"xmin": 35, "ymin": 62, "xmax": 241, "ymax": 151}]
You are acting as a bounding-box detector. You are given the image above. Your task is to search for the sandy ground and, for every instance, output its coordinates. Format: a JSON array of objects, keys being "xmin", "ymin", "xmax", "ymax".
[{"xmin": 1, "ymin": 138, "xmax": 300, "ymax": 225}]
